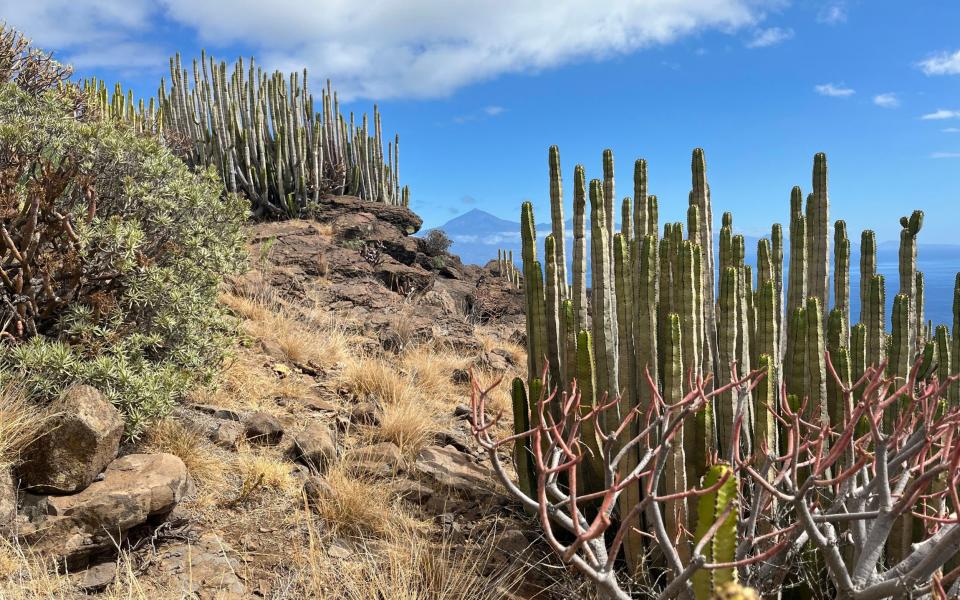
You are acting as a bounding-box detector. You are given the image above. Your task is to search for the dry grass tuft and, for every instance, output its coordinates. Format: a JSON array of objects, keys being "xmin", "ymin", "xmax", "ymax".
[
  {"xmin": 401, "ymin": 346, "xmax": 469, "ymax": 400},
  {"xmin": 235, "ymin": 453, "xmax": 297, "ymax": 502},
  {"xmin": 312, "ymin": 466, "xmax": 423, "ymax": 540},
  {"xmin": 369, "ymin": 399, "xmax": 436, "ymax": 458},
  {"xmin": 339, "ymin": 358, "xmax": 414, "ymax": 406},
  {"xmin": 303, "ymin": 534, "xmax": 521, "ymax": 600},
  {"xmin": 143, "ymin": 418, "xmax": 226, "ymax": 493},
  {"xmin": 0, "ymin": 387, "xmax": 50, "ymax": 470}
]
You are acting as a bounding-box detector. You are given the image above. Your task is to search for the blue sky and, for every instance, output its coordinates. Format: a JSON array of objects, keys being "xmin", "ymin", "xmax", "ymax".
[{"xmin": 4, "ymin": 0, "xmax": 959, "ymax": 242}]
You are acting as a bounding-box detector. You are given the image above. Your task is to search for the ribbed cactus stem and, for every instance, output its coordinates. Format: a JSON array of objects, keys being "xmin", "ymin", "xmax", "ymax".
[
  {"xmin": 647, "ymin": 195, "xmax": 659, "ymax": 240},
  {"xmin": 572, "ymin": 165, "xmax": 588, "ymax": 331},
  {"xmin": 548, "ymin": 146, "xmax": 568, "ymax": 296},
  {"xmin": 860, "ymin": 230, "xmax": 877, "ymax": 325},
  {"xmin": 561, "ymin": 300, "xmax": 578, "ymax": 394},
  {"xmin": 806, "ymin": 153, "xmax": 830, "ymax": 320},
  {"xmin": 717, "ymin": 267, "xmax": 739, "ymax": 456},
  {"xmin": 575, "ymin": 330, "xmax": 605, "ymax": 494},
  {"xmin": 890, "ymin": 293, "xmax": 911, "ymax": 381},
  {"xmin": 521, "ymin": 202, "xmax": 547, "ymax": 384},
  {"xmin": 510, "ymin": 378, "xmax": 536, "ymax": 500},
  {"xmin": 916, "ymin": 271, "xmax": 926, "ymax": 344},
  {"xmin": 602, "ymin": 149, "xmax": 616, "ymax": 261},
  {"xmin": 621, "ymin": 197, "xmax": 632, "ymax": 247},
  {"xmin": 826, "ymin": 309, "xmax": 851, "ymax": 431},
  {"xmin": 898, "ymin": 210, "xmax": 923, "ymax": 356},
  {"xmin": 662, "ymin": 313, "xmax": 688, "ymax": 563},
  {"xmin": 634, "ymin": 234, "xmax": 659, "ymax": 418},
  {"xmin": 935, "ymin": 324, "xmax": 951, "ymax": 392},
  {"xmin": 543, "ymin": 235, "xmax": 563, "ymax": 397},
  {"xmin": 588, "ymin": 179, "xmax": 619, "ymax": 432},
  {"xmin": 865, "ymin": 274, "xmax": 886, "ymax": 370},
  {"xmin": 953, "ymin": 273, "xmax": 960, "ymax": 405},
  {"xmin": 786, "ymin": 186, "xmax": 807, "ymax": 317},
  {"xmin": 634, "ymin": 159, "xmax": 648, "ymax": 238},
  {"xmin": 806, "ymin": 297, "xmax": 828, "ymax": 429},
  {"xmin": 834, "ymin": 220, "xmax": 850, "ymax": 342},
  {"xmin": 692, "ymin": 463, "xmax": 738, "ymax": 600},
  {"xmin": 679, "ymin": 241, "xmax": 705, "ymax": 484},
  {"xmin": 690, "ymin": 149, "xmax": 718, "ymax": 381}
]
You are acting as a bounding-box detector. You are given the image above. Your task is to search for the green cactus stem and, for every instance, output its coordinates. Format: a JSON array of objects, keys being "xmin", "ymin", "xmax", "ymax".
[
  {"xmin": 692, "ymin": 463, "xmax": 739, "ymax": 600},
  {"xmin": 548, "ymin": 145, "xmax": 568, "ymax": 296}
]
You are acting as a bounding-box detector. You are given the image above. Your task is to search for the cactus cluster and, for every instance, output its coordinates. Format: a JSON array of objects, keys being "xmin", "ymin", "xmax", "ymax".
[
  {"xmin": 81, "ymin": 54, "xmax": 407, "ymax": 218},
  {"xmin": 512, "ymin": 145, "xmax": 957, "ymax": 585},
  {"xmin": 496, "ymin": 249, "xmax": 520, "ymax": 288}
]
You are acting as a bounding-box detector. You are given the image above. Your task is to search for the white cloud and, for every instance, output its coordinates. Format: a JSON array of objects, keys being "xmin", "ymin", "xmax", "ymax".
[
  {"xmin": 872, "ymin": 93, "xmax": 899, "ymax": 108},
  {"xmin": 931, "ymin": 152, "xmax": 960, "ymax": 159},
  {"xmin": 484, "ymin": 106, "xmax": 505, "ymax": 116},
  {"xmin": 943, "ymin": 128, "xmax": 960, "ymax": 133},
  {"xmin": 0, "ymin": 0, "xmax": 166, "ymax": 72},
  {"xmin": 817, "ymin": 3, "xmax": 847, "ymax": 25},
  {"xmin": 815, "ymin": 83, "xmax": 855, "ymax": 97},
  {"xmin": 921, "ymin": 109, "xmax": 960, "ymax": 120},
  {"xmin": 153, "ymin": 0, "xmax": 775, "ymax": 100},
  {"xmin": 745, "ymin": 27, "xmax": 794, "ymax": 49},
  {"xmin": 918, "ymin": 50, "xmax": 960, "ymax": 76}
]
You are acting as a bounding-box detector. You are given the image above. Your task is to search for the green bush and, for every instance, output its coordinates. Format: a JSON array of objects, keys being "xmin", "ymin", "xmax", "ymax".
[{"xmin": 0, "ymin": 83, "xmax": 248, "ymax": 438}]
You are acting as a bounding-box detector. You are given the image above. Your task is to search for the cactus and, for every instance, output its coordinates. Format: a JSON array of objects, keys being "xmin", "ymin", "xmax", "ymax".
[
  {"xmin": 717, "ymin": 267, "xmax": 739, "ymax": 455},
  {"xmin": 834, "ymin": 221, "xmax": 850, "ymax": 341},
  {"xmin": 889, "ymin": 293, "xmax": 911, "ymax": 381},
  {"xmin": 806, "ymin": 154, "xmax": 830, "ymax": 320},
  {"xmin": 543, "ymin": 235, "xmax": 564, "ymax": 397},
  {"xmin": 859, "ymin": 230, "xmax": 877, "ymax": 324},
  {"xmin": 806, "ymin": 297, "xmax": 828, "ymax": 428},
  {"xmin": 572, "ymin": 165, "xmax": 589, "ymax": 331},
  {"xmin": 575, "ymin": 330, "xmax": 605, "ymax": 494},
  {"xmin": 510, "ymin": 378, "xmax": 536, "ymax": 500},
  {"xmin": 662, "ymin": 313, "xmax": 689, "ymax": 562},
  {"xmin": 953, "ymin": 274, "xmax": 960, "ymax": 405},
  {"xmin": 589, "ymin": 179, "xmax": 620, "ymax": 433},
  {"xmin": 634, "ymin": 159, "xmax": 648, "ymax": 238},
  {"xmin": 865, "ymin": 275, "xmax": 886, "ymax": 370},
  {"xmin": 634, "ymin": 234, "xmax": 659, "ymax": 417},
  {"xmin": 548, "ymin": 146, "xmax": 568, "ymax": 296},
  {"xmin": 160, "ymin": 54, "xmax": 403, "ymax": 216},
  {"xmin": 692, "ymin": 463, "xmax": 739, "ymax": 600},
  {"xmin": 898, "ymin": 211, "xmax": 923, "ymax": 355},
  {"xmin": 711, "ymin": 582, "xmax": 761, "ymax": 600}
]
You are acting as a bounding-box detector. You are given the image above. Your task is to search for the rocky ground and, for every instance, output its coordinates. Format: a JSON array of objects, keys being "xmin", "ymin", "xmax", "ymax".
[{"xmin": 0, "ymin": 197, "xmax": 595, "ymax": 599}]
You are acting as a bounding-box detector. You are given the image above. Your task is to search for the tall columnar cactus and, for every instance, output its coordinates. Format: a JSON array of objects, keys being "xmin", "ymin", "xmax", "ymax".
[
  {"xmin": 543, "ymin": 235, "xmax": 564, "ymax": 397},
  {"xmin": 589, "ymin": 179, "xmax": 619, "ymax": 431},
  {"xmin": 548, "ymin": 146, "xmax": 568, "ymax": 297},
  {"xmin": 161, "ymin": 53, "xmax": 404, "ymax": 216},
  {"xmin": 806, "ymin": 154, "xmax": 830, "ymax": 320},
  {"xmin": 834, "ymin": 220, "xmax": 850, "ymax": 341},
  {"xmin": 898, "ymin": 210, "xmax": 923, "ymax": 355},
  {"xmin": 953, "ymin": 274, "xmax": 960, "ymax": 405},
  {"xmin": 859, "ymin": 230, "xmax": 877, "ymax": 325},
  {"xmin": 717, "ymin": 267, "xmax": 740, "ymax": 455},
  {"xmin": 691, "ymin": 149, "xmax": 718, "ymax": 378},
  {"xmin": 634, "ymin": 159, "xmax": 649, "ymax": 238},
  {"xmin": 890, "ymin": 293, "xmax": 911, "ymax": 382},
  {"xmin": 692, "ymin": 463, "xmax": 738, "ymax": 600},
  {"xmin": 512, "ymin": 147, "xmax": 955, "ymax": 592},
  {"xmin": 510, "ymin": 378, "xmax": 536, "ymax": 500},
  {"xmin": 662, "ymin": 313, "xmax": 688, "ymax": 562},
  {"xmin": 572, "ymin": 165, "xmax": 589, "ymax": 331},
  {"xmin": 603, "ymin": 149, "xmax": 616, "ymax": 262}
]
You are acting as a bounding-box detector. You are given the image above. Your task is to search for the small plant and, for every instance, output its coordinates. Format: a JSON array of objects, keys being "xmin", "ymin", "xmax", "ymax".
[
  {"xmin": 423, "ymin": 229, "xmax": 453, "ymax": 256},
  {"xmin": 430, "ymin": 255, "xmax": 447, "ymax": 270}
]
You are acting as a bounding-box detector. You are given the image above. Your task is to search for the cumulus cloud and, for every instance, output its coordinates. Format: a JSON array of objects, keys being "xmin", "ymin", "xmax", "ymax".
[
  {"xmin": 872, "ymin": 93, "xmax": 899, "ymax": 108},
  {"xmin": 745, "ymin": 27, "xmax": 794, "ymax": 48},
  {"xmin": 815, "ymin": 83, "xmax": 855, "ymax": 97},
  {"xmin": 8, "ymin": 0, "xmax": 773, "ymax": 100},
  {"xmin": 918, "ymin": 50, "xmax": 960, "ymax": 76},
  {"xmin": 0, "ymin": 0, "xmax": 166, "ymax": 72},
  {"xmin": 921, "ymin": 109, "xmax": 960, "ymax": 120}
]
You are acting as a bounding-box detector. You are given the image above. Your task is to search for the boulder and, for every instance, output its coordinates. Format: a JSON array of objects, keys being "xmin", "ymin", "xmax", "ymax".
[
  {"xmin": 415, "ymin": 446, "xmax": 495, "ymax": 499},
  {"xmin": 343, "ymin": 442, "xmax": 402, "ymax": 477},
  {"xmin": 21, "ymin": 453, "xmax": 190, "ymax": 560},
  {"xmin": 312, "ymin": 194, "xmax": 422, "ymax": 235},
  {"xmin": 0, "ymin": 469, "xmax": 15, "ymax": 528},
  {"xmin": 210, "ymin": 421, "xmax": 244, "ymax": 450},
  {"xmin": 17, "ymin": 385, "xmax": 123, "ymax": 494},
  {"xmin": 153, "ymin": 533, "xmax": 246, "ymax": 599},
  {"xmin": 73, "ymin": 560, "xmax": 117, "ymax": 592},
  {"xmin": 244, "ymin": 411, "xmax": 284, "ymax": 445},
  {"xmin": 290, "ymin": 423, "xmax": 337, "ymax": 473}
]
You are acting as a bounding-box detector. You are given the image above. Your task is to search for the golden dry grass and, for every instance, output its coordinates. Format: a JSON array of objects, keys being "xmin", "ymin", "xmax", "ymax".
[
  {"xmin": 235, "ymin": 452, "xmax": 297, "ymax": 500},
  {"xmin": 311, "ymin": 466, "xmax": 424, "ymax": 540},
  {"xmin": 401, "ymin": 346, "xmax": 470, "ymax": 400},
  {"xmin": 338, "ymin": 357, "xmax": 415, "ymax": 406},
  {"xmin": 368, "ymin": 399, "xmax": 436, "ymax": 458},
  {"xmin": 143, "ymin": 418, "xmax": 226, "ymax": 495},
  {"xmin": 0, "ymin": 387, "xmax": 50, "ymax": 470}
]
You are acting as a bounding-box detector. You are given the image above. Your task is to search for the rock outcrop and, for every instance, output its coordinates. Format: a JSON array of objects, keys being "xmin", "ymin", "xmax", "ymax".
[{"xmin": 17, "ymin": 385, "xmax": 124, "ymax": 494}]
